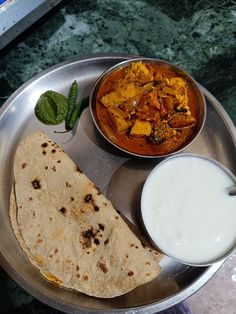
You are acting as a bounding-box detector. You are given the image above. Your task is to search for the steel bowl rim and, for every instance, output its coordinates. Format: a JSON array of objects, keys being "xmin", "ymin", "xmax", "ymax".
[{"xmin": 89, "ymin": 57, "xmax": 207, "ymax": 158}]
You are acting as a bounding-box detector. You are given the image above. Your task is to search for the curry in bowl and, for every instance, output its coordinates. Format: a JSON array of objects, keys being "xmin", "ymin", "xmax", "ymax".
[{"xmin": 90, "ymin": 59, "xmax": 206, "ymax": 157}]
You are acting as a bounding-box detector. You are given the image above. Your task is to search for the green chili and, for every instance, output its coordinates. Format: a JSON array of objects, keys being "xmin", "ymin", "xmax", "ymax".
[
  {"xmin": 65, "ymin": 80, "xmax": 78, "ymax": 129},
  {"xmin": 66, "ymin": 96, "xmax": 90, "ymax": 131},
  {"xmin": 67, "ymin": 104, "xmax": 81, "ymax": 130}
]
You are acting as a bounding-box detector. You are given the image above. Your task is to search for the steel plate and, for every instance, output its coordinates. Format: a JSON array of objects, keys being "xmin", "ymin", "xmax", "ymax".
[{"xmin": 0, "ymin": 53, "xmax": 235, "ymax": 313}]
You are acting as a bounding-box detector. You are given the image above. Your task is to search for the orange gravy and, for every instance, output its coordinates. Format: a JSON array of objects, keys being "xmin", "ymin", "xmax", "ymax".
[{"xmin": 95, "ymin": 64, "xmax": 199, "ymax": 156}]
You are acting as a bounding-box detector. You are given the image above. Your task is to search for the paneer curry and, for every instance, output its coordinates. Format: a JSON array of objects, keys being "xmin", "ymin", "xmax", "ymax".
[{"xmin": 95, "ymin": 61, "xmax": 199, "ymax": 156}]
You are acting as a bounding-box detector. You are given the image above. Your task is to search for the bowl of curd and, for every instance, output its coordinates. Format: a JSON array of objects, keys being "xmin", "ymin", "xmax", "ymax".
[{"xmin": 141, "ymin": 153, "xmax": 236, "ymax": 266}]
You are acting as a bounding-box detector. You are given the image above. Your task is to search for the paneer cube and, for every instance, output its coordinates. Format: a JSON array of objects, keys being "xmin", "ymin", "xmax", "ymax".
[
  {"xmin": 125, "ymin": 61, "xmax": 153, "ymax": 84},
  {"xmin": 130, "ymin": 120, "xmax": 152, "ymax": 137},
  {"xmin": 100, "ymin": 83, "xmax": 140, "ymax": 108},
  {"xmin": 169, "ymin": 77, "xmax": 188, "ymax": 107},
  {"xmin": 107, "ymin": 107, "xmax": 132, "ymax": 133}
]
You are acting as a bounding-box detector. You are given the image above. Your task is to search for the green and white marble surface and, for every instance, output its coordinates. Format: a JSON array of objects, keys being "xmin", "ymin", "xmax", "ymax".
[{"xmin": 0, "ymin": 0, "xmax": 235, "ymax": 313}]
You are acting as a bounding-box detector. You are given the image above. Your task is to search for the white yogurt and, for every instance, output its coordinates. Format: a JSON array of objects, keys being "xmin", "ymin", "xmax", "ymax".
[{"xmin": 141, "ymin": 155, "xmax": 236, "ymax": 265}]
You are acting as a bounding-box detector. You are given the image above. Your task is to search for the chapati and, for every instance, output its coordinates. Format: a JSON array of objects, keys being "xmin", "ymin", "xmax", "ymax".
[{"xmin": 10, "ymin": 132, "xmax": 162, "ymax": 298}]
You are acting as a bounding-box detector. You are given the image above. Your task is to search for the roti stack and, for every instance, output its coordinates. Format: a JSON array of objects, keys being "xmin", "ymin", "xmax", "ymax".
[{"xmin": 10, "ymin": 132, "xmax": 162, "ymax": 298}]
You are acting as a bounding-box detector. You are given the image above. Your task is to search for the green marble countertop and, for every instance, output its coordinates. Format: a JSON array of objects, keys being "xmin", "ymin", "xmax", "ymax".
[{"xmin": 0, "ymin": 0, "xmax": 235, "ymax": 313}]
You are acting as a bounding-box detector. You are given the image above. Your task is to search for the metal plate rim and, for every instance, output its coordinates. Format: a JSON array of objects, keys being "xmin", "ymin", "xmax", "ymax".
[{"xmin": 200, "ymin": 85, "xmax": 236, "ymax": 144}]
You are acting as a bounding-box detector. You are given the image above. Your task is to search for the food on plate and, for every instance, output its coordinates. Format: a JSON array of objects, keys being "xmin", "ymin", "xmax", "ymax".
[
  {"xmin": 10, "ymin": 132, "xmax": 162, "ymax": 298},
  {"xmin": 65, "ymin": 80, "xmax": 79, "ymax": 130},
  {"xmin": 35, "ymin": 81, "xmax": 89, "ymax": 131},
  {"xmin": 66, "ymin": 95, "xmax": 89, "ymax": 130},
  {"xmin": 35, "ymin": 90, "xmax": 68, "ymax": 125},
  {"xmin": 141, "ymin": 154, "xmax": 236, "ymax": 265},
  {"xmin": 95, "ymin": 61, "xmax": 199, "ymax": 155},
  {"xmin": 64, "ymin": 82, "xmax": 89, "ymax": 131}
]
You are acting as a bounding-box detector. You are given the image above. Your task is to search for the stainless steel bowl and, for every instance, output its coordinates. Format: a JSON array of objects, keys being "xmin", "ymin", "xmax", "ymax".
[
  {"xmin": 141, "ymin": 153, "xmax": 236, "ymax": 267},
  {"xmin": 90, "ymin": 58, "xmax": 206, "ymax": 158}
]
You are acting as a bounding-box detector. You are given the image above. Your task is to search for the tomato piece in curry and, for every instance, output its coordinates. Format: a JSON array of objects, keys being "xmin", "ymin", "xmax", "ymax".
[{"xmin": 95, "ymin": 61, "xmax": 198, "ymax": 156}]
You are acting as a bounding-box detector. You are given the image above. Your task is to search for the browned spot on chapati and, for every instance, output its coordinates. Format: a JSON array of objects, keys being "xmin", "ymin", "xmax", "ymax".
[
  {"xmin": 29, "ymin": 197, "xmax": 33, "ymax": 201},
  {"xmin": 45, "ymin": 166, "xmax": 48, "ymax": 170},
  {"xmin": 98, "ymin": 224, "xmax": 104, "ymax": 231},
  {"xmin": 37, "ymin": 239, "xmax": 43, "ymax": 243},
  {"xmin": 42, "ymin": 151, "xmax": 46, "ymax": 155},
  {"xmin": 98, "ymin": 262, "xmax": 108, "ymax": 273},
  {"xmin": 76, "ymin": 273, "xmax": 80, "ymax": 278},
  {"xmin": 75, "ymin": 166, "xmax": 82, "ymax": 172},
  {"xmin": 94, "ymin": 205, "xmax": 99, "ymax": 212},
  {"xmin": 94, "ymin": 238, "xmax": 100, "ymax": 245},
  {"xmin": 104, "ymin": 238, "xmax": 109, "ymax": 245},
  {"xmin": 22, "ymin": 163, "xmax": 27, "ymax": 169},
  {"xmin": 76, "ymin": 265, "xmax": 79, "ymax": 271},
  {"xmin": 52, "ymin": 166, "xmax": 56, "ymax": 172},
  {"xmin": 128, "ymin": 271, "xmax": 134, "ymax": 276},
  {"xmin": 70, "ymin": 196, "xmax": 74, "ymax": 202},
  {"xmin": 57, "ymin": 160, "xmax": 61, "ymax": 163},
  {"xmin": 32, "ymin": 179, "xmax": 41, "ymax": 189},
  {"xmin": 84, "ymin": 194, "xmax": 92, "ymax": 203},
  {"xmin": 66, "ymin": 182, "xmax": 71, "ymax": 187},
  {"xmin": 81, "ymin": 227, "xmax": 102, "ymax": 248},
  {"xmin": 41, "ymin": 143, "xmax": 48, "ymax": 148},
  {"xmin": 52, "ymin": 149, "xmax": 56, "ymax": 153},
  {"xmin": 84, "ymin": 194, "xmax": 99, "ymax": 211},
  {"xmin": 59, "ymin": 207, "xmax": 66, "ymax": 215},
  {"xmin": 81, "ymin": 229, "xmax": 93, "ymax": 248},
  {"xmin": 83, "ymin": 275, "xmax": 88, "ymax": 281}
]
